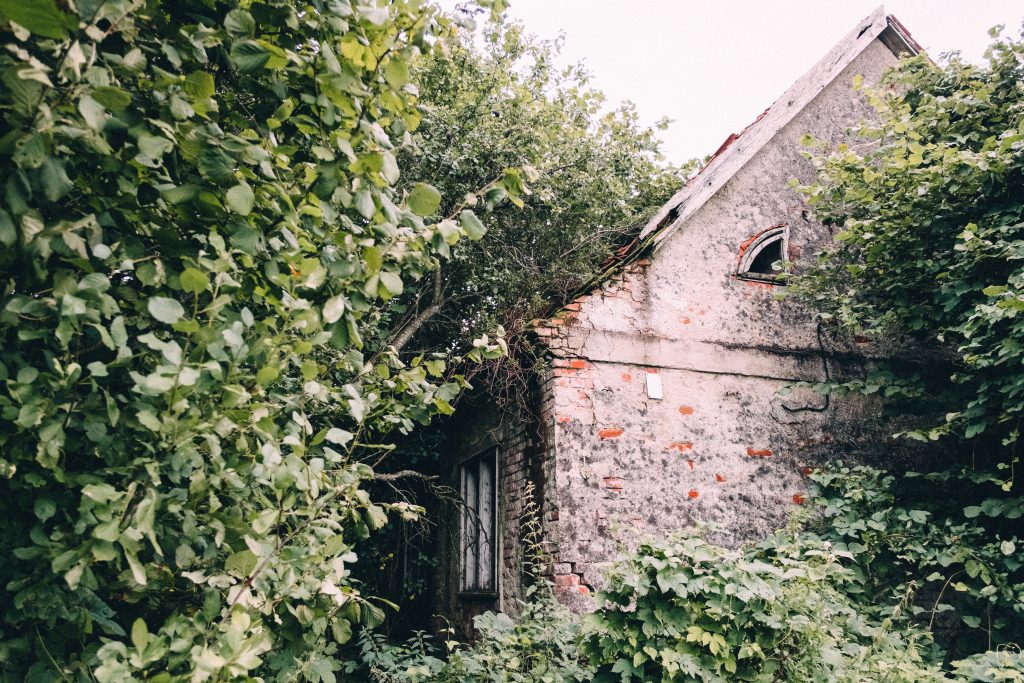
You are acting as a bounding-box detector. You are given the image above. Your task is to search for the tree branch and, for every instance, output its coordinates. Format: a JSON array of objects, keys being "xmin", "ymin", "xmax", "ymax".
[
  {"xmin": 391, "ymin": 264, "xmax": 444, "ymax": 353},
  {"xmin": 373, "ymin": 469, "xmax": 439, "ymax": 482}
]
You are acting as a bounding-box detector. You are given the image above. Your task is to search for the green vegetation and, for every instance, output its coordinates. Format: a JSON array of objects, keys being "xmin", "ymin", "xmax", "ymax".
[
  {"xmin": 790, "ymin": 26, "xmax": 1024, "ymax": 487},
  {"xmin": 0, "ymin": 0, "xmax": 512, "ymax": 680},
  {"xmin": 580, "ymin": 465, "xmax": 1023, "ymax": 681},
  {"xmin": 2, "ymin": 0, "xmax": 1023, "ymax": 680},
  {"xmin": 395, "ymin": 15, "xmax": 687, "ymax": 353}
]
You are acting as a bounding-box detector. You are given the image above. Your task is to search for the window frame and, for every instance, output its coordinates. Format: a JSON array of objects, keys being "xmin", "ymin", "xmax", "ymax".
[
  {"xmin": 736, "ymin": 225, "xmax": 789, "ymax": 283},
  {"xmin": 458, "ymin": 447, "xmax": 499, "ymax": 596}
]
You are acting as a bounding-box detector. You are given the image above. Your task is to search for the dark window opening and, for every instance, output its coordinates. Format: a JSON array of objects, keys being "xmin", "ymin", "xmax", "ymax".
[
  {"xmin": 746, "ymin": 237, "xmax": 784, "ymax": 276},
  {"xmin": 460, "ymin": 448, "xmax": 497, "ymax": 594},
  {"xmin": 737, "ymin": 227, "xmax": 788, "ymax": 282}
]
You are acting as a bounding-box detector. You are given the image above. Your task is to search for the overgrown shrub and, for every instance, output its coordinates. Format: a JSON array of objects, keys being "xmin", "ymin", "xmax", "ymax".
[
  {"xmin": 578, "ymin": 463, "xmax": 1022, "ymax": 682},
  {"xmin": 0, "ymin": 0, "xmax": 513, "ymax": 680},
  {"xmin": 354, "ymin": 583, "xmax": 593, "ymax": 682},
  {"xmin": 809, "ymin": 464, "xmax": 1024, "ymax": 660}
]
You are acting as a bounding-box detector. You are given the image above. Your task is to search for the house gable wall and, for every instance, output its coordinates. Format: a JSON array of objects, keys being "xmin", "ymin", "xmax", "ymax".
[{"xmin": 535, "ymin": 37, "xmax": 911, "ymax": 609}]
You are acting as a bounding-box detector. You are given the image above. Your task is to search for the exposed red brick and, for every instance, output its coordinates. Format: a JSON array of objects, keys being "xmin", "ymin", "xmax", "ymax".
[
  {"xmin": 747, "ymin": 447, "xmax": 772, "ymax": 457},
  {"xmin": 715, "ymin": 473, "xmax": 727, "ymax": 483},
  {"xmin": 688, "ymin": 489, "xmax": 700, "ymax": 499},
  {"xmin": 577, "ymin": 585, "xmax": 590, "ymax": 595},
  {"xmin": 792, "ymin": 494, "xmax": 806, "ymax": 505},
  {"xmin": 556, "ymin": 415, "xmax": 572, "ymax": 424},
  {"xmin": 678, "ymin": 405, "xmax": 694, "ymax": 415},
  {"xmin": 621, "ymin": 373, "xmax": 632, "ymax": 382},
  {"xmin": 666, "ymin": 441, "xmax": 693, "ymax": 453},
  {"xmin": 687, "ymin": 460, "xmax": 695, "ymax": 470},
  {"xmin": 743, "ymin": 280, "xmax": 774, "ymax": 290},
  {"xmin": 563, "ymin": 302, "xmax": 581, "ymax": 312},
  {"xmin": 645, "ymin": 367, "xmax": 659, "ymax": 374},
  {"xmin": 553, "ymin": 574, "xmax": 580, "ymax": 587},
  {"xmin": 602, "ymin": 476, "xmax": 624, "ymax": 491},
  {"xmin": 802, "ymin": 466, "xmax": 814, "ymax": 476},
  {"xmin": 680, "ymin": 317, "xmax": 691, "ymax": 324},
  {"xmin": 553, "ymin": 368, "xmax": 576, "ymax": 377},
  {"xmin": 569, "ymin": 359, "xmax": 589, "ymax": 369},
  {"xmin": 598, "ymin": 428, "xmax": 624, "ymax": 439}
]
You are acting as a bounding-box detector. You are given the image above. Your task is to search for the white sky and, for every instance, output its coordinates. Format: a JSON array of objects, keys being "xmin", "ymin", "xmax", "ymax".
[{"xmin": 440, "ymin": 1, "xmax": 1024, "ymax": 164}]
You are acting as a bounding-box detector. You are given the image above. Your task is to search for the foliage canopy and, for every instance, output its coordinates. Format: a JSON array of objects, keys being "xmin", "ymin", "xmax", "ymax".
[
  {"xmin": 0, "ymin": 0, "xmax": 510, "ymax": 680},
  {"xmin": 790, "ymin": 26, "xmax": 1024, "ymax": 487}
]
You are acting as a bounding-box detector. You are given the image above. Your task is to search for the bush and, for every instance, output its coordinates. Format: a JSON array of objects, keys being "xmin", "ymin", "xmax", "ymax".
[
  {"xmin": 354, "ymin": 584, "xmax": 593, "ymax": 682},
  {"xmin": 0, "ymin": 0, "xmax": 512, "ymax": 679},
  {"xmin": 578, "ymin": 463, "xmax": 1023, "ymax": 682}
]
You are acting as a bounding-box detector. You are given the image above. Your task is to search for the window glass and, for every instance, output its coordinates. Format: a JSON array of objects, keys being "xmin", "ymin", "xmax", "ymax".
[{"xmin": 460, "ymin": 449, "xmax": 497, "ymax": 593}]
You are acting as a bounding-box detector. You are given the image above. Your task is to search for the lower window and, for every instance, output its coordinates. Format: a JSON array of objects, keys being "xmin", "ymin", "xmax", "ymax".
[{"xmin": 460, "ymin": 448, "xmax": 497, "ymax": 594}]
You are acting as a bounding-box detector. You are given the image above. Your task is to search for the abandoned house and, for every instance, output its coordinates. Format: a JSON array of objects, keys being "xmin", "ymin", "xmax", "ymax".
[{"xmin": 433, "ymin": 7, "xmax": 925, "ymax": 628}]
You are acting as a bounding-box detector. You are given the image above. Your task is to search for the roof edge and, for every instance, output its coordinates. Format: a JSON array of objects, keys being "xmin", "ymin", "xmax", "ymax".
[{"xmin": 637, "ymin": 6, "xmax": 892, "ymax": 244}]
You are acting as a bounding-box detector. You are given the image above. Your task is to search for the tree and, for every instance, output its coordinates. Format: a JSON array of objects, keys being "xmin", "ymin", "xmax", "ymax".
[
  {"xmin": 791, "ymin": 25, "xmax": 1024, "ymax": 488},
  {"xmin": 382, "ymin": 13, "xmax": 691, "ymax": 361},
  {"xmin": 0, "ymin": 0, "xmax": 511, "ymax": 680}
]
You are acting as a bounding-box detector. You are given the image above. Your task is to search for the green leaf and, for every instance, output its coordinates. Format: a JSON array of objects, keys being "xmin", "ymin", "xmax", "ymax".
[
  {"xmin": 148, "ymin": 297, "xmax": 185, "ymax": 324},
  {"xmin": 224, "ymin": 9, "xmax": 255, "ymax": 38},
  {"xmin": 90, "ymin": 86, "xmax": 131, "ymax": 112},
  {"xmin": 131, "ymin": 618, "xmax": 149, "ymax": 651},
  {"xmin": 256, "ymin": 366, "xmax": 279, "ymax": 386},
  {"xmin": 384, "ymin": 59, "xmax": 410, "ymax": 88},
  {"xmin": 230, "ymin": 40, "xmax": 270, "ymax": 73},
  {"xmin": 33, "ymin": 495, "xmax": 56, "ymax": 522},
  {"xmin": 225, "ymin": 549, "xmax": 258, "ymax": 576},
  {"xmin": 183, "ymin": 72, "xmax": 215, "ymax": 100},
  {"xmin": 0, "ymin": 208, "xmax": 15, "ymax": 247},
  {"xmin": 380, "ymin": 150, "xmax": 400, "ymax": 184},
  {"xmin": 355, "ymin": 190, "xmax": 375, "ymax": 220},
  {"xmin": 323, "ymin": 295, "xmax": 346, "ymax": 324},
  {"xmin": 407, "ymin": 183, "xmax": 442, "ymax": 217},
  {"xmin": 961, "ymin": 615, "xmax": 982, "ymax": 628},
  {"xmin": 226, "ymin": 182, "xmax": 255, "ymax": 215},
  {"xmin": 40, "ymin": 158, "xmax": 72, "ymax": 201},
  {"xmin": 379, "ymin": 271, "xmax": 403, "ymax": 297},
  {"xmin": 180, "ymin": 267, "xmax": 210, "ymax": 293},
  {"xmin": 459, "ymin": 210, "xmax": 487, "ymax": 240},
  {"xmin": 137, "ymin": 132, "xmax": 173, "ymax": 161},
  {"xmin": 0, "ymin": 0, "xmax": 76, "ymax": 38},
  {"xmin": 198, "ymin": 147, "xmax": 235, "ymax": 184},
  {"xmin": 362, "ymin": 246, "xmax": 382, "ymax": 273},
  {"xmin": 325, "ymin": 428, "xmax": 353, "ymax": 445}
]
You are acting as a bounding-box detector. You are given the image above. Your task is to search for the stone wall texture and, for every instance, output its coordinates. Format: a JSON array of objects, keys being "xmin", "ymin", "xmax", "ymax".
[
  {"xmin": 440, "ymin": 26, "xmax": 930, "ymax": 622},
  {"xmin": 532, "ymin": 37, "xmax": 909, "ymax": 610}
]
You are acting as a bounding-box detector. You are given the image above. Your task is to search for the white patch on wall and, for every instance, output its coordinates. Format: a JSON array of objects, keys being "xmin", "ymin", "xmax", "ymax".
[{"xmin": 646, "ymin": 372, "xmax": 663, "ymax": 400}]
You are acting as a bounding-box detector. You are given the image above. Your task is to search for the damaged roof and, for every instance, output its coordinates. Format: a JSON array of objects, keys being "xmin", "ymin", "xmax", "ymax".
[
  {"xmin": 575, "ymin": 7, "xmax": 921, "ymax": 298},
  {"xmin": 639, "ymin": 6, "xmax": 919, "ymax": 247}
]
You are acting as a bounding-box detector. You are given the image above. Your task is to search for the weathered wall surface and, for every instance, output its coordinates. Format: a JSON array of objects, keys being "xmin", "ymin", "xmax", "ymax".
[{"xmin": 534, "ymin": 37, "xmax": 911, "ymax": 610}]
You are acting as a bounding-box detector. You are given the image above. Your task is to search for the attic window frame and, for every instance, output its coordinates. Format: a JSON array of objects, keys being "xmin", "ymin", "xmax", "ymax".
[{"xmin": 736, "ymin": 225, "xmax": 789, "ymax": 283}]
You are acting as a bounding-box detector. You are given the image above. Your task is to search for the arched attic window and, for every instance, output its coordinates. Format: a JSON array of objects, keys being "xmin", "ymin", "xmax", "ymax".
[{"xmin": 737, "ymin": 225, "xmax": 788, "ymax": 282}]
